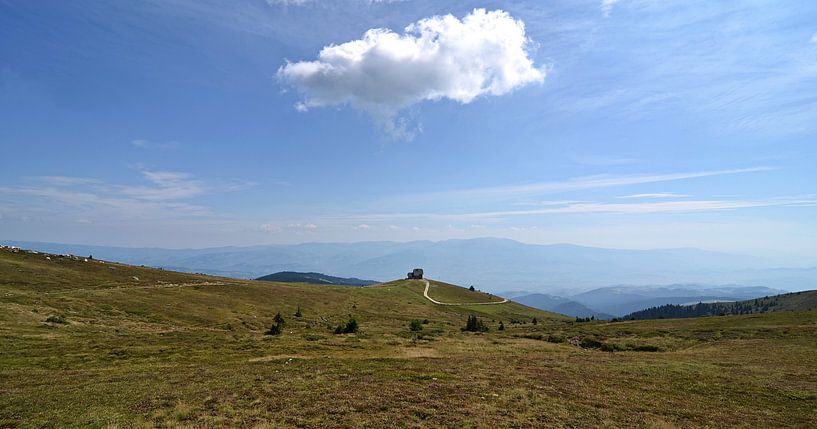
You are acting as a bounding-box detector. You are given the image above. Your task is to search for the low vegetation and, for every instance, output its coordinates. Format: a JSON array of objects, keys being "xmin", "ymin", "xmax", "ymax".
[
  {"xmin": 1, "ymin": 248, "xmax": 815, "ymax": 427},
  {"xmin": 462, "ymin": 314, "xmax": 490, "ymax": 332},
  {"xmin": 333, "ymin": 316, "xmax": 359, "ymax": 334},
  {"xmin": 409, "ymin": 319, "xmax": 424, "ymax": 332}
]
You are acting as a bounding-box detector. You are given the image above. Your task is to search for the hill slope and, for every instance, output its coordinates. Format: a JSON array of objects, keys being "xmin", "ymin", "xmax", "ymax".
[
  {"xmin": 2, "ymin": 246, "xmax": 816, "ymax": 427},
  {"xmin": 255, "ymin": 271, "xmax": 379, "ymax": 286},
  {"xmin": 624, "ymin": 290, "xmax": 817, "ymax": 320}
]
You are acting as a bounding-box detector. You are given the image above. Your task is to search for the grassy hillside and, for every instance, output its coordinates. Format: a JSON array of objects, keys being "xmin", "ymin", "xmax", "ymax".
[
  {"xmin": 1, "ymin": 247, "xmax": 816, "ymax": 428},
  {"xmin": 413, "ymin": 279, "xmax": 506, "ymax": 304},
  {"xmin": 625, "ymin": 290, "xmax": 817, "ymax": 320}
]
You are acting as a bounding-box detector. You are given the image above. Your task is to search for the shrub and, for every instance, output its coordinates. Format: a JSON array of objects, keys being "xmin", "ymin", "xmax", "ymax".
[
  {"xmin": 498, "ymin": 321, "xmax": 505, "ymax": 331},
  {"xmin": 409, "ymin": 319, "xmax": 424, "ymax": 332},
  {"xmin": 631, "ymin": 344, "xmax": 660, "ymax": 352},
  {"xmin": 468, "ymin": 285, "xmax": 476, "ymax": 291},
  {"xmin": 600, "ymin": 342, "xmax": 624, "ymax": 352},
  {"xmin": 546, "ymin": 334, "xmax": 565, "ymax": 343},
  {"xmin": 579, "ymin": 336, "xmax": 603, "ymax": 349},
  {"xmin": 45, "ymin": 315, "xmax": 67, "ymax": 324},
  {"xmin": 531, "ymin": 317, "xmax": 538, "ymax": 325},
  {"xmin": 334, "ymin": 316, "xmax": 359, "ymax": 334},
  {"xmin": 462, "ymin": 315, "xmax": 489, "ymax": 332}
]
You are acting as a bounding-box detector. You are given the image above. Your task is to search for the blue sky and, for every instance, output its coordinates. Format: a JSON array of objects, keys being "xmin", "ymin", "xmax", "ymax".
[{"xmin": 1, "ymin": 0, "xmax": 816, "ymax": 265}]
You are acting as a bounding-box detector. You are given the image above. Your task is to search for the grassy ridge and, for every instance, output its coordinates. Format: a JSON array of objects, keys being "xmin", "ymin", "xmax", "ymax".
[
  {"xmin": 421, "ymin": 279, "xmax": 506, "ymax": 304},
  {"xmin": 1, "ymin": 248, "xmax": 816, "ymax": 428}
]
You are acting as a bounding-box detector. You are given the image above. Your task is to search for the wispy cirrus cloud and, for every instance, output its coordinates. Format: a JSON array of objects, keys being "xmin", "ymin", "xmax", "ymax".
[
  {"xmin": 551, "ymin": 2, "xmax": 817, "ymax": 136},
  {"xmin": 130, "ymin": 139, "xmax": 180, "ymax": 151},
  {"xmin": 618, "ymin": 192, "xmax": 691, "ymax": 199},
  {"xmin": 259, "ymin": 222, "xmax": 318, "ymax": 234},
  {"xmin": 336, "ymin": 196, "xmax": 817, "ymax": 223},
  {"xmin": 394, "ymin": 167, "xmax": 772, "ymax": 204},
  {"xmin": 601, "ymin": 0, "xmax": 622, "ymax": 17},
  {"xmin": 0, "ymin": 170, "xmax": 252, "ymax": 222}
]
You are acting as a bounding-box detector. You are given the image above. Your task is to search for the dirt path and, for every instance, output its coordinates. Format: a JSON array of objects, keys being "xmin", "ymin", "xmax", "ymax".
[{"xmin": 421, "ymin": 279, "xmax": 508, "ymax": 306}]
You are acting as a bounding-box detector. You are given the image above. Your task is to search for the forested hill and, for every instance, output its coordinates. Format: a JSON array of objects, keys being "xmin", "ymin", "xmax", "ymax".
[
  {"xmin": 624, "ymin": 290, "xmax": 817, "ymax": 320},
  {"xmin": 255, "ymin": 271, "xmax": 379, "ymax": 286}
]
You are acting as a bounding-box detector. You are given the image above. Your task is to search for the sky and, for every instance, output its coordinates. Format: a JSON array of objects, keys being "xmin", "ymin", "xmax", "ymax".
[{"xmin": 1, "ymin": 0, "xmax": 816, "ymax": 265}]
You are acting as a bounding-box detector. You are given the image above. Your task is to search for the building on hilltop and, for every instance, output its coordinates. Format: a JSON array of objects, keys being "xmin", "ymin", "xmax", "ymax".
[{"xmin": 406, "ymin": 268, "xmax": 424, "ymax": 280}]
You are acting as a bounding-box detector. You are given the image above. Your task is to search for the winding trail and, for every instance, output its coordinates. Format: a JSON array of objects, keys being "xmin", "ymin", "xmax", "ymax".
[{"xmin": 421, "ymin": 279, "xmax": 508, "ymax": 306}]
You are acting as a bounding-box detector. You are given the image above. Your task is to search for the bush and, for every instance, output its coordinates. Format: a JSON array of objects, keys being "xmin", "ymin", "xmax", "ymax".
[
  {"xmin": 45, "ymin": 315, "xmax": 67, "ymax": 324},
  {"xmin": 468, "ymin": 286, "xmax": 475, "ymax": 291},
  {"xmin": 462, "ymin": 315, "xmax": 489, "ymax": 332},
  {"xmin": 409, "ymin": 319, "xmax": 424, "ymax": 332},
  {"xmin": 334, "ymin": 316, "xmax": 359, "ymax": 334},
  {"xmin": 498, "ymin": 321, "xmax": 505, "ymax": 331},
  {"xmin": 579, "ymin": 336, "xmax": 603, "ymax": 349},
  {"xmin": 600, "ymin": 342, "xmax": 624, "ymax": 352},
  {"xmin": 531, "ymin": 317, "xmax": 538, "ymax": 325},
  {"xmin": 631, "ymin": 344, "xmax": 660, "ymax": 352},
  {"xmin": 546, "ymin": 334, "xmax": 565, "ymax": 343}
]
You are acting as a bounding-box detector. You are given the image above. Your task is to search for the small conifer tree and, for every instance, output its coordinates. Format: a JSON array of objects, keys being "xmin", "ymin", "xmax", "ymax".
[{"xmin": 266, "ymin": 312, "xmax": 286, "ymax": 336}]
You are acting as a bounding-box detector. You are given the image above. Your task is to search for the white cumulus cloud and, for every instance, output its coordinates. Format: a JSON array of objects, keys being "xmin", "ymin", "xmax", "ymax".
[{"xmin": 277, "ymin": 8, "xmax": 545, "ymax": 137}]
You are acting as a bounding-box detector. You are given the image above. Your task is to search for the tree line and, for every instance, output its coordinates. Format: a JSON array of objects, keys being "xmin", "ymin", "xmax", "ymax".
[{"xmin": 624, "ymin": 297, "xmax": 782, "ymax": 320}]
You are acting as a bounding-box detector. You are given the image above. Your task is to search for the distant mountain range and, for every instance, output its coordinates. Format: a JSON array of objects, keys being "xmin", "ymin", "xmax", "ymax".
[
  {"xmin": 567, "ymin": 285, "xmax": 785, "ymax": 317},
  {"xmin": 3, "ymin": 238, "xmax": 814, "ymax": 296},
  {"xmin": 256, "ymin": 271, "xmax": 378, "ymax": 286},
  {"xmin": 623, "ymin": 290, "xmax": 817, "ymax": 320},
  {"xmin": 512, "ymin": 293, "xmax": 614, "ymax": 319}
]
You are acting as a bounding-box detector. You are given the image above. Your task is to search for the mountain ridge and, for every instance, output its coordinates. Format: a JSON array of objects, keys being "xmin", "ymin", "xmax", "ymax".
[{"xmin": 4, "ymin": 238, "xmax": 814, "ymax": 294}]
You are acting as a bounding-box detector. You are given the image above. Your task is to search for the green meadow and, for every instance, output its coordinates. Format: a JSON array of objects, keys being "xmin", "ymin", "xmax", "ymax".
[{"xmin": 1, "ymin": 249, "xmax": 815, "ymax": 428}]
